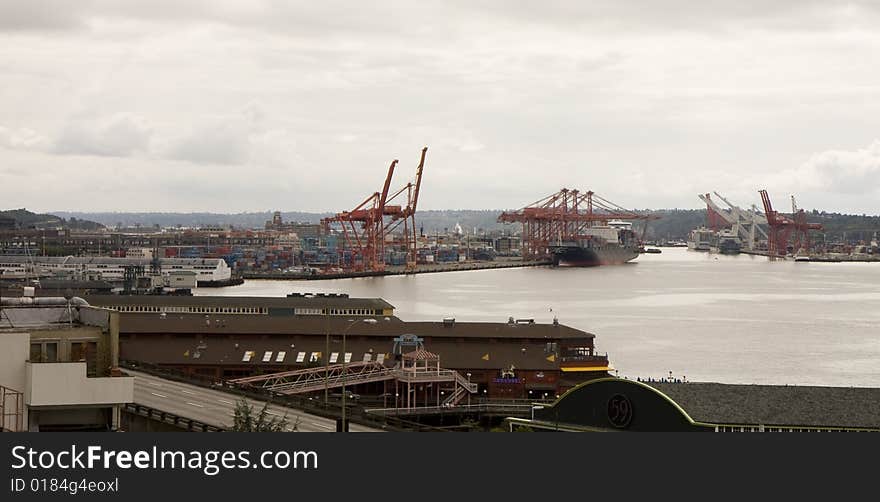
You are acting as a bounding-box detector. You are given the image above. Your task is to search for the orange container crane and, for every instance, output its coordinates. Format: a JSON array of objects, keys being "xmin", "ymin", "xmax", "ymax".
[
  {"xmin": 498, "ymin": 188, "xmax": 659, "ymax": 261},
  {"xmin": 321, "ymin": 147, "xmax": 427, "ymax": 273},
  {"xmin": 758, "ymin": 189, "xmax": 822, "ymax": 257},
  {"xmin": 382, "ymin": 147, "xmax": 427, "ymax": 270}
]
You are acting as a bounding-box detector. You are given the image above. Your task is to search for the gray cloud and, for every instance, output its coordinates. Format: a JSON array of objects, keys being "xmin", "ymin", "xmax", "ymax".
[
  {"xmin": 2, "ymin": 2, "xmax": 880, "ymax": 214},
  {"xmin": 165, "ymin": 123, "xmax": 250, "ymax": 165},
  {"xmin": 52, "ymin": 113, "xmax": 153, "ymax": 157},
  {"xmin": 0, "ymin": 126, "xmax": 50, "ymax": 151},
  {"xmin": 6, "ymin": 1, "xmax": 880, "ymax": 35},
  {"xmin": 789, "ymin": 140, "xmax": 880, "ymax": 195},
  {"xmin": 0, "ymin": 1, "xmax": 90, "ymax": 31}
]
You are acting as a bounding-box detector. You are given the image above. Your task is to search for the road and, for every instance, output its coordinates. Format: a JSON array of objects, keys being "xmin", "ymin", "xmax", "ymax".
[{"xmin": 127, "ymin": 369, "xmax": 381, "ymax": 432}]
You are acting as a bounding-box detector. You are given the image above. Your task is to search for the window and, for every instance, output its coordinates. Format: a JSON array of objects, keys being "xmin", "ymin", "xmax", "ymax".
[
  {"xmin": 30, "ymin": 343, "xmax": 42, "ymax": 362},
  {"xmin": 242, "ymin": 350, "xmax": 256, "ymax": 362},
  {"xmin": 309, "ymin": 352, "xmax": 320, "ymax": 362},
  {"xmin": 275, "ymin": 351, "xmax": 286, "ymax": 363},
  {"xmin": 262, "ymin": 351, "xmax": 273, "ymax": 362},
  {"xmin": 330, "ymin": 352, "xmax": 339, "ymax": 363},
  {"xmin": 344, "ymin": 352, "xmax": 352, "ymax": 363},
  {"xmin": 377, "ymin": 353, "xmax": 385, "ymax": 364},
  {"xmin": 295, "ymin": 352, "xmax": 306, "ymax": 363},
  {"xmin": 70, "ymin": 341, "xmax": 97, "ymax": 377},
  {"xmin": 363, "ymin": 353, "xmax": 372, "ymax": 362}
]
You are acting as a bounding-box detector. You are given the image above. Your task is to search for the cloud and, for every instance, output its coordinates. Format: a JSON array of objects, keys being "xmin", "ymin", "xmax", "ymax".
[
  {"xmin": 163, "ymin": 104, "xmax": 280, "ymax": 166},
  {"xmin": 52, "ymin": 113, "xmax": 153, "ymax": 157},
  {"xmin": 0, "ymin": 0, "xmax": 90, "ymax": 31},
  {"xmin": 3, "ymin": 2, "xmax": 880, "ymax": 214},
  {"xmin": 0, "ymin": 126, "xmax": 50, "ymax": 151},
  {"xmin": 165, "ymin": 122, "xmax": 251, "ymax": 165},
  {"xmin": 793, "ymin": 140, "xmax": 880, "ymax": 195},
  {"xmin": 5, "ymin": 1, "xmax": 880, "ymax": 36}
]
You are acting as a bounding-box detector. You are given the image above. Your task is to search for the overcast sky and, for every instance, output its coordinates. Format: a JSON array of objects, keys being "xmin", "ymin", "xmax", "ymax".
[{"xmin": 2, "ymin": 1, "xmax": 880, "ymax": 214}]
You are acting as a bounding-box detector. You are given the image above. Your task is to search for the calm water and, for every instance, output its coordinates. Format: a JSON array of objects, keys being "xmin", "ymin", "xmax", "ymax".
[{"xmin": 197, "ymin": 248, "xmax": 880, "ymax": 387}]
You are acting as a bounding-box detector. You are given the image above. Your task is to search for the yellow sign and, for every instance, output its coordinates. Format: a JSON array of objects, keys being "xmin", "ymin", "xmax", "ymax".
[
  {"xmin": 481, "ymin": 353, "xmax": 490, "ymax": 361},
  {"xmin": 546, "ymin": 354, "xmax": 556, "ymax": 362}
]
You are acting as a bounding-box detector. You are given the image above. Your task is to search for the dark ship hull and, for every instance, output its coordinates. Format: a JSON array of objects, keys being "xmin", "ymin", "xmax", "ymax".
[{"xmin": 550, "ymin": 242, "xmax": 639, "ymax": 267}]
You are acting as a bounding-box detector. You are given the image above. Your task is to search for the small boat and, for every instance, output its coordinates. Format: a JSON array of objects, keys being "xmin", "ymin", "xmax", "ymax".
[{"xmin": 645, "ymin": 248, "xmax": 662, "ymax": 254}]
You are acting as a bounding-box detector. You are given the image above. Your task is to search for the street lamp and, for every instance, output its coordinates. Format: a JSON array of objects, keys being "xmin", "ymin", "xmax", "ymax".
[{"xmin": 340, "ymin": 317, "xmax": 379, "ymax": 432}]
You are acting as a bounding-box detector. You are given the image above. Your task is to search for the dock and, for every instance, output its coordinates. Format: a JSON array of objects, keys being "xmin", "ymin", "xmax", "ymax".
[{"xmin": 240, "ymin": 258, "xmax": 552, "ymax": 281}]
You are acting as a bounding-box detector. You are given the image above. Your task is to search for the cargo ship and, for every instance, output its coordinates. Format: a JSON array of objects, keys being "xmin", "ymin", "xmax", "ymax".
[
  {"xmin": 687, "ymin": 227, "xmax": 713, "ymax": 251},
  {"xmin": 709, "ymin": 229, "xmax": 741, "ymax": 254},
  {"xmin": 549, "ymin": 221, "xmax": 640, "ymax": 266}
]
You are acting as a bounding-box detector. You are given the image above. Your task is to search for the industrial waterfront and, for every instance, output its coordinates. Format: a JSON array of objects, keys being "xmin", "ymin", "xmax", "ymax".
[{"xmin": 201, "ymin": 247, "xmax": 880, "ymax": 388}]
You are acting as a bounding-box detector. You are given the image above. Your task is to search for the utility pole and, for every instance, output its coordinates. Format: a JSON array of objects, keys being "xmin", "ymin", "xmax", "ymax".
[{"xmin": 324, "ymin": 304, "xmax": 329, "ymax": 407}]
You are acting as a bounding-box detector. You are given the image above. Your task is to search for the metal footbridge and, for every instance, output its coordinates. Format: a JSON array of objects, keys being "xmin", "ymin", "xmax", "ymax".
[{"xmin": 230, "ymin": 350, "xmax": 478, "ymax": 407}]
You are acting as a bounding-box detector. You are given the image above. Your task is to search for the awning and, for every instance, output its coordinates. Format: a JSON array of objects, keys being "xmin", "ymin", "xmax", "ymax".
[{"xmin": 560, "ymin": 366, "xmax": 612, "ymax": 373}]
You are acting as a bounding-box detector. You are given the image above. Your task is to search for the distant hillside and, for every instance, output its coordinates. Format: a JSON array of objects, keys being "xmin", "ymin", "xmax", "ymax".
[
  {"xmin": 52, "ymin": 209, "xmax": 880, "ymax": 242},
  {"xmin": 53, "ymin": 211, "xmax": 330, "ymax": 230},
  {"xmin": 0, "ymin": 209, "xmax": 104, "ymax": 231},
  {"xmin": 54, "ymin": 210, "xmax": 510, "ymax": 234}
]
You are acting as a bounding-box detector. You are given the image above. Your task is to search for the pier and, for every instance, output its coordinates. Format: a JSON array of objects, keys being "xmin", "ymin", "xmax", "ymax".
[{"xmin": 240, "ymin": 258, "xmax": 552, "ymax": 280}]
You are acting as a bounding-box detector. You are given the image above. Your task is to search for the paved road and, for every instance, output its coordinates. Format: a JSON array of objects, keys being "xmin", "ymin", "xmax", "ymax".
[{"xmin": 127, "ymin": 369, "xmax": 381, "ymax": 432}]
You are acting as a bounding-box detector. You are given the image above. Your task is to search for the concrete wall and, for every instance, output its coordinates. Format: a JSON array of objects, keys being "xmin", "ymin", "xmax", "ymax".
[
  {"xmin": 25, "ymin": 362, "xmax": 133, "ymax": 407},
  {"xmin": 0, "ymin": 332, "xmax": 30, "ymax": 428}
]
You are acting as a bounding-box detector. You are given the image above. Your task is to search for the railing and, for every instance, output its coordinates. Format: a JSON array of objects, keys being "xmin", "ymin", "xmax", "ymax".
[
  {"xmin": 453, "ymin": 371, "xmax": 478, "ymax": 393},
  {"xmin": 559, "ymin": 355, "xmax": 608, "ymax": 363},
  {"xmin": 123, "ymin": 403, "xmax": 224, "ymax": 432},
  {"xmin": 366, "ymin": 403, "xmax": 537, "ymax": 417},
  {"xmin": 395, "ymin": 369, "xmax": 457, "ymax": 383},
  {"xmin": 119, "ymin": 360, "xmax": 449, "ymax": 432},
  {"xmin": 0, "ymin": 385, "xmax": 24, "ymax": 432}
]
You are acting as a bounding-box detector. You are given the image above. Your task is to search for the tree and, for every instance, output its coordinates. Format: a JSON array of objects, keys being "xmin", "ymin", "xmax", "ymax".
[{"xmin": 230, "ymin": 398, "xmax": 299, "ymax": 432}]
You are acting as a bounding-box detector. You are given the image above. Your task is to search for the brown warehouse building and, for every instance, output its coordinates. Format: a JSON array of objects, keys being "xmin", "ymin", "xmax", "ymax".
[{"xmin": 84, "ymin": 294, "xmax": 612, "ymax": 400}]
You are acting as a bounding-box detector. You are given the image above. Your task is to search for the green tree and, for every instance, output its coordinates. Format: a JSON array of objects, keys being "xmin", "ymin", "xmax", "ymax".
[{"xmin": 230, "ymin": 398, "xmax": 299, "ymax": 432}]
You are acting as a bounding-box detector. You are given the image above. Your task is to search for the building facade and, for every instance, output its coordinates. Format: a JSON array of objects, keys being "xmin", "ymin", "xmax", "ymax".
[{"xmin": 0, "ymin": 298, "xmax": 133, "ymax": 432}]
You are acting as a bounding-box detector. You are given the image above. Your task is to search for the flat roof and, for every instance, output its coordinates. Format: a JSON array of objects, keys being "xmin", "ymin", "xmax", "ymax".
[
  {"xmin": 84, "ymin": 295, "xmax": 395, "ymax": 311},
  {"xmin": 120, "ymin": 333, "xmax": 583, "ymax": 371},
  {"xmin": 116, "ymin": 313, "xmax": 593, "ymax": 340},
  {"xmin": 0, "ymin": 256, "xmax": 225, "ymax": 266},
  {"xmin": 649, "ymin": 382, "xmax": 880, "ymax": 429}
]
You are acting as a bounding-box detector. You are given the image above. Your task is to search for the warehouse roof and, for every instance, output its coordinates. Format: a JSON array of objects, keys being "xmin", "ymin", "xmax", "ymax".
[
  {"xmin": 85, "ymin": 294, "xmax": 395, "ymax": 311},
  {"xmin": 649, "ymin": 382, "xmax": 880, "ymax": 429},
  {"xmin": 116, "ymin": 312, "xmax": 593, "ymax": 340},
  {"xmin": 120, "ymin": 333, "xmax": 577, "ymax": 371}
]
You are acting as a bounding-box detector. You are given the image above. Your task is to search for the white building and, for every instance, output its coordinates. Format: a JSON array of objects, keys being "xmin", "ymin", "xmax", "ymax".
[
  {"xmin": 0, "ymin": 255, "xmax": 231, "ymax": 284},
  {"xmin": 0, "ymin": 298, "xmax": 133, "ymax": 432}
]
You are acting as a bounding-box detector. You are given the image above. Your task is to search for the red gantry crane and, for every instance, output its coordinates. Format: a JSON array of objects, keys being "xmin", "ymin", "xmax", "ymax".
[
  {"xmin": 758, "ymin": 189, "xmax": 822, "ymax": 257},
  {"xmin": 498, "ymin": 188, "xmax": 660, "ymax": 260},
  {"xmin": 321, "ymin": 147, "xmax": 427, "ymax": 272}
]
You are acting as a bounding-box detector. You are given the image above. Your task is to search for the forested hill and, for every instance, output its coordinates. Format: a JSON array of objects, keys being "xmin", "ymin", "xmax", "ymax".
[
  {"xmin": 52, "ymin": 209, "xmax": 880, "ymax": 241},
  {"xmin": 0, "ymin": 209, "xmax": 104, "ymax": 231}
]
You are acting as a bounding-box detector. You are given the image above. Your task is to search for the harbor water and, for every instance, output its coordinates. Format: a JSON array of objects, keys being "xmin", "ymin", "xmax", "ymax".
[{"xmin": 198, "ymin": 248, "xmax": 880, "ymax": 387}]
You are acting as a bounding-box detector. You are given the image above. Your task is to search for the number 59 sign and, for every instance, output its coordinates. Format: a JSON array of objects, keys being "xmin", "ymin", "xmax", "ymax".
[{"xmin": 607, "ymin": 394, "xmax": 633, "ymax": 428}]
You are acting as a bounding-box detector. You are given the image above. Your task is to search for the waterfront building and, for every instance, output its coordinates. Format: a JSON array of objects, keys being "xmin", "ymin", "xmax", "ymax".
[
  {"xmin": 0, "ymin": 255, "xmax": 231, "ymax": 285},
  {"xmin": 84, "ymin": 294, "xmax": 611, "ymax": 399},
  {"xmin": 507, "ymin": 378, "xmax": 880, "ymax": 432}
]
